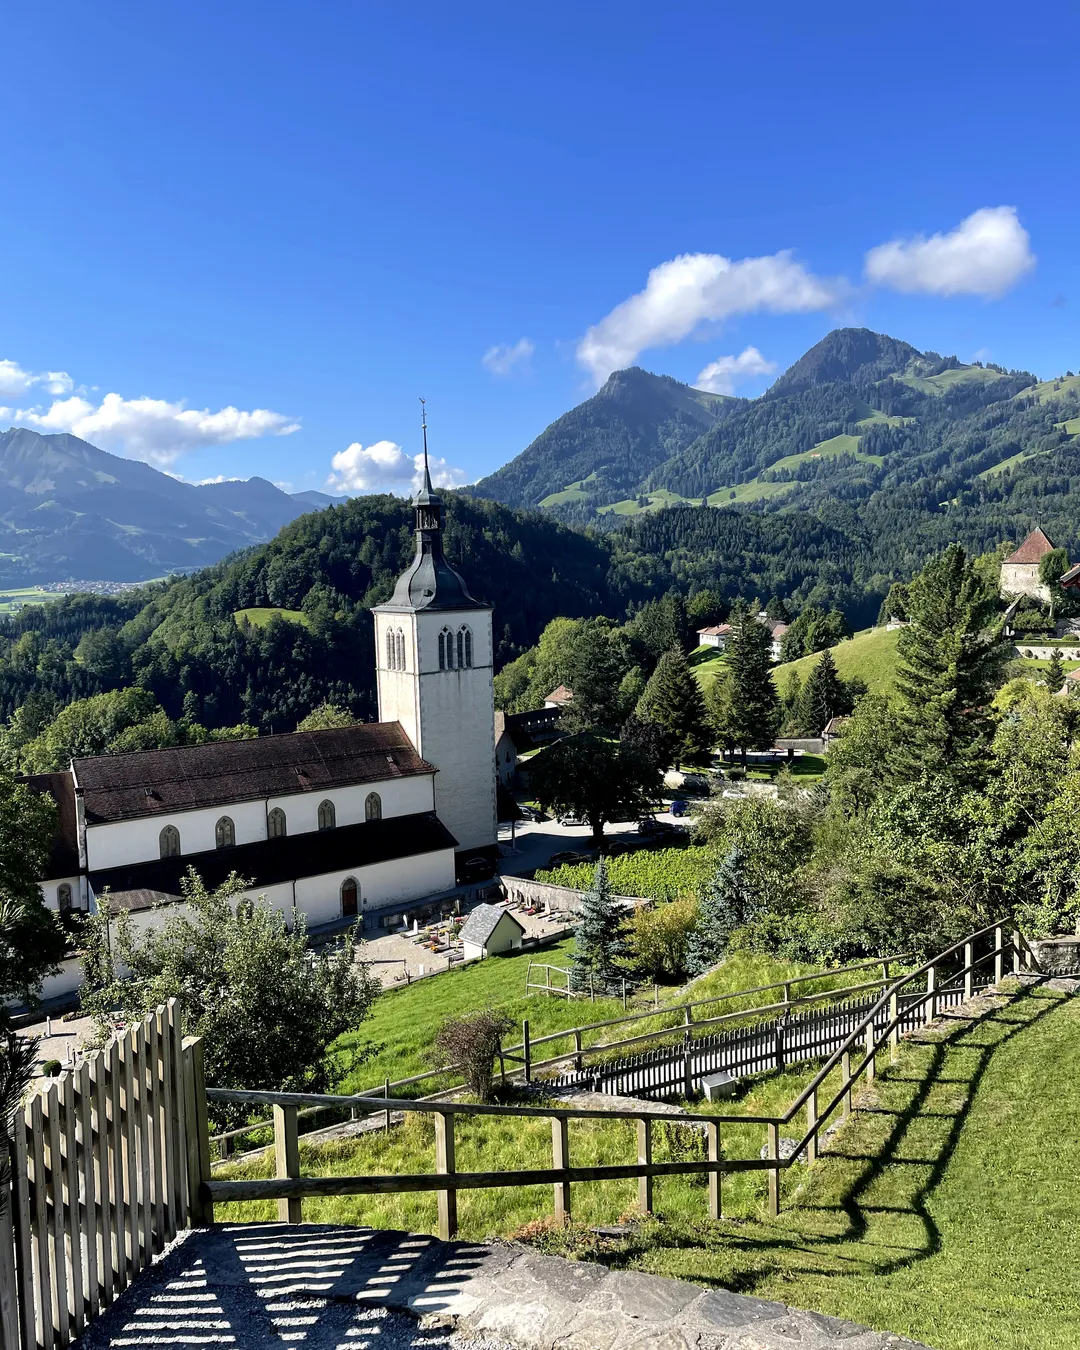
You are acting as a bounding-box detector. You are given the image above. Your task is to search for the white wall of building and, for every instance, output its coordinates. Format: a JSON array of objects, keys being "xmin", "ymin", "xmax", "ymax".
[
  {"xmin": 375, "ymin": 606, "xmax": 496, "ymax": 854},
  {"xmin": 84, "ymin": 774, "xmax": 437, "ymax": 871},
  {"xmin": 40, "ymin": 874, "xmax": 88, "ymax": 912},
  {"xmin": 462, "ymin": 913, "xmax": 523, "ymax": 961},
  {"xmin": 1001, "ymin": 561, "xmax": 1050, "ymax": 603}
]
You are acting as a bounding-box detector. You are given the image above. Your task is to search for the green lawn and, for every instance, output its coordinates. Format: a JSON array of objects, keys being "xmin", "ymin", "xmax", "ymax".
[
  {"xmin": 707, "ymin": 478, "xmax": 796, "ymax": 506},
  {"xmin": 977, "ymin": 447, "xmax": 1052, "ymax": 479},
  {"xmin": 1013, "ymin": 373, "xmax": 1080, "ymax": 405},
  {"xmin": 233, "ymin": 606, "xmax": 311, "ymax": 629},
  {"xmin": 774, "ymin": 626, "xmax": 902, "ymax": 698},
  {"xmin": 538, "ymin": 473, "xmax": 602, "ymax": 509},
  {"xmin": 598, "ymin": 488, "xmax": 693, "ymax": 516},
  {"xmin": 900, "ymin": 364, "xmax": 1011, "ymax": 396},
  {"xmin": 688, "ymin": 644, "xmax": 727, "ymax": 692}
]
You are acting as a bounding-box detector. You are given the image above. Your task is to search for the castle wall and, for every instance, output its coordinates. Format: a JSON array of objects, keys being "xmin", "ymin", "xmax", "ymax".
[{"xmin": 1001, "ymin": 561, "xmax": 1050, "ymax": 604}]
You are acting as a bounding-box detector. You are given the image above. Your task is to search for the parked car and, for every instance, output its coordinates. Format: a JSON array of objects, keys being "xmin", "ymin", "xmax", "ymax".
[
  {"xmin": 671, "ymin": 799, "xmax": 689, "ymax": 817},
  {"xmin": 546, "ymin": 850, "xmax": 594, "ymax": 868},
  {"xmin": 557, "ymin": 814, "xmax": 587, "ymax": 827}
]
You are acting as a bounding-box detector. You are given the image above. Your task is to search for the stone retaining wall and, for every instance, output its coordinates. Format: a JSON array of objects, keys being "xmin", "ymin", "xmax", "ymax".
[
  {"xmin": 500, "ymin": 874, "xmax": 648, "ymax": 915},
  {"xmin": 1028, "ymin": 935, "xmax": 1080, "ymax": 975}
]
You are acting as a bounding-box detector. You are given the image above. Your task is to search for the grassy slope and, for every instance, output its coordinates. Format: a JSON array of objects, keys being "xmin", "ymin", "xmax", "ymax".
[
  {"xmin": 688, "ymin": 643, "xmax": 727, "ymax": 693},
  {"xmin": 233, "ymin": 606, "xmax": 311, "ymax": 629},
  {"xmin": 774, "ymin": 626, "xmax": 902, "ymax": 698},
  {"xmin": 217, "ymin": 981, "xmax": 1080, "ymax": 1349},
  {"xmin": 621, "ymin": 982, "xmax": 1080, "ymax": 1350},
  {"xmin": 899, "ymin": 365, "xmax": 1011, "ymax": 396}
]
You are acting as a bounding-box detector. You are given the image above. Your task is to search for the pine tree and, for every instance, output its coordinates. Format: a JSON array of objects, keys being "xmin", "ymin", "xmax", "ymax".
[
  {"xmin": 1047, "ymin": 647, "xmax": 1066, "ymax": 693},
  {"xmin": 635, "ymin": 646, "xmax": 713, "ymax": 765},
  {"xmin": 571, "ymin": 858, "xmax": 628, "ymax": 992},
  {"xmin": 727, "ymin": 611, "xmax": 781, "ymax": 763},
  {"xmin": 686, "ymin": 847, "xmax": 758, "ymax": 975},
  {"xmin": 894, "ymin": 544, "xmax": 1007, "ymax": 785},
  {"xmin": 799, "ymin": 648, "xmax": 845, "ymax": 734},
  {"xmin": 561, "ymin": 620, "xmax": 624, "ymax": 734}
]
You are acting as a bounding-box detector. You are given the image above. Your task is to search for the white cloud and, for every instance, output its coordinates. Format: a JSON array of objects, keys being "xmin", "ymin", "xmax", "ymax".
[
  {"xmin": 482, "ymin": 338, "xmax": 535, "ymax": 377},
  {"xmin": 5, "ymin": 387, "xmax": 300, "ymax": 466},
  {"xmin": 577, "ymin": 251, "xmax": 843, "ymax": 384},
  {"xmin": 0, "ymin": 359, "xmax": 74, "ymax": 400},
  {"xmin": 194, "ymin": 474, "xmax": 244, "ymax": 484},
  {"xmin": 694, "ymin": 346, "xmax": 778, "ymax": 395},
  {"xmin": 864, "ymin": 206, "xmax": 1035, "ymax": 298},
  {"xmin": 326, "ymin": 440, "xmax": 466, "ymax": 495}
]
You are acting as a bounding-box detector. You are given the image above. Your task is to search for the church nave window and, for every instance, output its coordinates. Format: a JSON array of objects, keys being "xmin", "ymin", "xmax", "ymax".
[
  {"xmin": 318, "ymin": 799, "xmax": 337, "ymax": 831},
  {"xmin": 268, "ymin": 807, "xmax": 287, "ymax": 839},
  {"xmin": 215, "ymin": 816, "xmax": 236, "ymax": 849},
  {"xmin": 159, "ymin": 824, "xmax": 181, "ymax": 858},
  {"xmin": 365, "ymin": 791, "xmax": 382, "ymax": 822}
]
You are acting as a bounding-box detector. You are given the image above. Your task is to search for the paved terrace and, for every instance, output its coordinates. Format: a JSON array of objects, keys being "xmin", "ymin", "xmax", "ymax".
[{"xmin": 77, "ymin": 1223, "xmax": 929, "ymax": 1350}]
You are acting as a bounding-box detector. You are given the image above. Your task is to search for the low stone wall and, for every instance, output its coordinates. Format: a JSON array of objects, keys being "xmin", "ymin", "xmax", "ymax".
[
  {"xmin": 500, "ymin": 874, "xmax": 648, "ymax": 915},
  {"xmin": 1029, "ymin": 936, "xmax": 1080, "ymax": 975},
  {"xmin": 1010, "ymin": 645, "xmax": 1080, "ymax": 660}
]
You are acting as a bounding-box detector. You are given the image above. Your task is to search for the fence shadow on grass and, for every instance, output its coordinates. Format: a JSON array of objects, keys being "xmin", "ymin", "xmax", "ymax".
[{"xmin": 606, "ymin": 980, "xmax": 1063, "ymax": 1293}]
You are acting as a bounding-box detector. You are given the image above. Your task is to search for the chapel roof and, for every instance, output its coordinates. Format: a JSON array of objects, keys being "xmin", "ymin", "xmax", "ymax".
[
  {"xmin": 73, "ymin": 722, "xmax": 434, "ymax": 825},
  {"xmin": 91, "ymin": 810, "xmax": 457, "ymax": 910},
  {"xmin": 1004, "ymin": 527, "xmax": 1056, "ymax": 565},
  {"xmin": 459, "ymin": 902, "xmax": 524, "ymax": 947}
]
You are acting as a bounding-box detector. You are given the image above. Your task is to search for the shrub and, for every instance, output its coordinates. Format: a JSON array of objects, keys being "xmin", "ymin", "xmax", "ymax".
[
  {"xmin": 625, "ymin": 897, "xmax": 699, "ymax": 982},
  {"xmin": 42, "ymin": 1059, "xmax": 62, "ymax": 1077},
  {"xmin": 433, "ymin": 1010, "xmax": 512, "ymax": 1102}
]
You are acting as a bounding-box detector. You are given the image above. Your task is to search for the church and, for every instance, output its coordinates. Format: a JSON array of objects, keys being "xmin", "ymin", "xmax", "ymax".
[{"xmin": 29, "ymin": 447, "xmax": 499, "ymax": 989}]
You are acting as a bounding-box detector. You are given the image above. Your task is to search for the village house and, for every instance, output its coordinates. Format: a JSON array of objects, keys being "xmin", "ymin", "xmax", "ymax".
[
  {"xmin": 459, "ymin": 902, "xmax": 525, "ymax": 961},
  {"xmin": 697, "ymin": 613, "xmax": 789, "ymax": 661}
]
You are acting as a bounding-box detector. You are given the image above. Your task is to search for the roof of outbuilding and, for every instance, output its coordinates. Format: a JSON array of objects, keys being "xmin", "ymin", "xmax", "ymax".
[
  {"xmin": 90, "ymin": 810, "xmax": 457, "ymax": 912},
  {"xmin": 73, "ymin": 722, "xmax": 434, "ymax": 824},
  {"xmin": 459, "ymin": 902, "xmax": 524, "ymax": 947},
  {"xmin": 22, "ymin": 771, "xmax": 81, "ymax": 879},
  {"xmin": 545, "ymin": 685, "xmax": 574, "ymax": 705},
  {"xmin": 1004, "ymin": 527, "xmax": 1056, "ymax": 565}
]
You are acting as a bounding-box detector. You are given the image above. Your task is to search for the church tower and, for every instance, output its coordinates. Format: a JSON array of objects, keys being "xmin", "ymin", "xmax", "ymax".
[{"xmin": 372, "ymin": 410, "xmax": 497, "ymax": 881}]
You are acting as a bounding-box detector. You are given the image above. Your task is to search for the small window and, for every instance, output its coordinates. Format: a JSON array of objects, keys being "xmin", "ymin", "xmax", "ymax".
[
  {"xmin": 268, "ymin": 807, "xmax": 287, "ymax": 839},
  {"xmin": 215, "ymin": 816, "xmax": 235, "ymax": 849},
  {"xmin": 341, "ymin": 877, "xmax": 358, "ymax": 917},
  {"xmin": 386, "ymin": 628, "xmax": 395, "ymax": 669},
  {"xmin": 57, "ymin": 883, "xmax": 73, "ymax": 913},
  {"xmin": 318, "ymin": 799, "xmax": 336, "ymax": 831},
  {"xmin": 438, "ymin": 628, "xmax": 451, "ymax": 670},
  {"xmin": 366, "ymin": 791, "xmax": 382, "ymax": 822},
  {"xmin": 395, "ymin": 629, "xmax": 406, "ymax": 670},
  {"xmin": 463, "ymin": 626, "xmax": 473, "ymax": 668},
  {"xmin": 159, "ymin": 825, "xmax": 180, "ymax": 858}
]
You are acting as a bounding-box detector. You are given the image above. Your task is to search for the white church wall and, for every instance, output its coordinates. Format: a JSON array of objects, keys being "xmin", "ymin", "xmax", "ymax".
[
  {"xmin": 292, "ymin": 847, "xmax": 455, "ymax": 926},
  {"xmin": 40, "ymin": 875, "xmax": 87, "ymax": 912},
  {"xmin": 84, "ymin": 774, "xmax": 437, "ymax": 871}
]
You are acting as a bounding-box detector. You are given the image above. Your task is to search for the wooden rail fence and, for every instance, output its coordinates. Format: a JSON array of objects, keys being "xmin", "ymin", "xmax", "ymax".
[{"xmin": 200, "ymin": 922, "xmax": 1038, "ymax": 1241}]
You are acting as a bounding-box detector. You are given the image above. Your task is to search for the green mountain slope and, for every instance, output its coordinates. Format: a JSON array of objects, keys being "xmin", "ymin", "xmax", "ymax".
[{"xmin": 471, "ymin": 366, "xmax": 736, "ymax": 510}]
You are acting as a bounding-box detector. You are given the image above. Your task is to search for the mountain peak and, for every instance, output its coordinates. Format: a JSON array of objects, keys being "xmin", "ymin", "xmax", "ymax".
[{"xmin": 766, "ymin": 327, "xmax": 924, "ymax": 398}]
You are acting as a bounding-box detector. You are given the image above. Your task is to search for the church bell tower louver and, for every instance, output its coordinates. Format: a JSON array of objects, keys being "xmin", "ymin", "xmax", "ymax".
[{"xmin": 372, "ymin": 404, "xmax": 497, "ymax": 880}]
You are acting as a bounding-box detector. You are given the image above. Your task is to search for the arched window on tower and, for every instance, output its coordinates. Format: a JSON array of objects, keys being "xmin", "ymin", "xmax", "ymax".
[
  {"xmin": 57, "ymin": 883, "xmax": 73, "ymax": 913},
  {"xmin": 395, "ymin": 629, "xmax": 406, "ymax": 670},
  {"xmin": 386, "ymin": 628, "xmax": 395, "ymax": 669},
  {"xmin": 318, "ymin": 799, "xmax": 336, "ymax": 831},
  {"xmin": 159, "ymin": 825, "xmax": 181, "ymax": 859},
  {"xmin": 268, "ymin": 807, "xmax": 287, "ymax": 839},
  {"xmin": 366, "ymin": 791, "xmax": 382, "ymax": 822},
  {"xmin": 439, "ymin": 627, "xmax": 453, "ymax": 670},
  {"xmin": 215, "ymin": 816, "xmax": 235, "ymax": 849},
  {"xmin": 460, "ymin": 625, "xmax": 473, "ymax": 668}
]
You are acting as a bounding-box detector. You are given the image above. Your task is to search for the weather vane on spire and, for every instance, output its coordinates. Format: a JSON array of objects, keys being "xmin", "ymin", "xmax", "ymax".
[{"xmin": 419, "ymin": 397, "xmax": 430, "ymax": 475}]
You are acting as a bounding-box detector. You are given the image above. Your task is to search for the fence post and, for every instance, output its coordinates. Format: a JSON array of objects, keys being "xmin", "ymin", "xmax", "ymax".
[
  {"xmin": 573, "ymin": 1030, "xmax": 582, "ymax": 1072},
  {"xmin": 706, "ymin": 1120, "xmax": 721, "ymax": 1220},
  {"xmin": 522, "ymin": 1021, "xmax": 531, "ymax": 1083},
  {"xmin": 384, "ymin": 1080, "xmax": 391, "ymax": 1135},
  {"xmin": 434, "ymin": 1111, "xmax": 457, "ymax": 1241},
  {"xmin": 182, "ymin": 1038, "xmax": 213, "ymax": 1226},
  {"xmin": 924, "ymin": 965, "xmax": 937, "ymax": 1026},
  {"xmin": 636, "ymin": 1118, "xmax": 652, "ymax": 1215},
  {"xmin": 889, "ymin": 989, "xmax": 900, "ymax": 1062},
  {"xmin": 1012, "ymin": 930, "xmax": 1022, "ymax": 975},
  {"xmin": 841, "ymin": 1050, "xmax": 851, "ymax": 1117},
  {"xmin": 964, "ymin": 941, "xmax": 974, "ymax": 1001},
  {"xmin": 864, "ymin": 1024, "xmax": 875, "ymax": 1085},
  {"xmin": 622, "ymin": 979, "xmax": 627, "ymax": 1011},
  {"xmin": 273, "ymin": 1105, "xmax": 302, "ymax": 1224},
  {"xmin": 767, "ymin": 1123, "xmax": 780, "ymax": 1218},
  {"xmin": 994, "ymin": 925, "xmax": 1004, "ymax": 984},
  {"xmin": 0, "ymin": 1138, "xmax": 19, "ymax": 1350},
  {"xmin": 551, "ymin": 1117, "xmax": 570, "ymax": 1225},
  {"xmin": 806, "ymin": 1088, "xmax": 817, "ymax": 1166}
]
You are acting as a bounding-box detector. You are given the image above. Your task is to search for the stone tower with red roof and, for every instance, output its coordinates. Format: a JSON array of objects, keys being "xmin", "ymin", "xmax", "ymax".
[{"xmin": 1000, "ymin": 527, "xmax": 1056, "ymax": 603}]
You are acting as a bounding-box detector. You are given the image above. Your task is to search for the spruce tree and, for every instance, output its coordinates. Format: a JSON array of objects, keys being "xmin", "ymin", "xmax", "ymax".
[
  {"xmin": 1047, "ymin": 647, "xmax": 1066, "ymax": 693},
  {"xmin": 799, "ymin": 648, "xmax": 845, "ymax": 734},
  {"xmin": 686, "ymin": 847, "xmax": 758, "ymax": 974},
  {"xmin": 728, "ymin": 611, "xmax": 781, "ymax": 763},
  {"xmin": 894, "ymin": 544, "xmax": 1007, "ymax": 785},
  {"xmin": 571, "ymin": 858, "xmax": 628, "ymax": 993},
  {"xmin": 635, "ymin": 646, "xmax": 713, "ymax": 765}
]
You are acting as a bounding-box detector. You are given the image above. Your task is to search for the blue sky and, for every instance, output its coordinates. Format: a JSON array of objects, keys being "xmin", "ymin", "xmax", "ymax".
[{"xmin": 1, "ymin": 1, "xmax": 1078, "ymax": 495}]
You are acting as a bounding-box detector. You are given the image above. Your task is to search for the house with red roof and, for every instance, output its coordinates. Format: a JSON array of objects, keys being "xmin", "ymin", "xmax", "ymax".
[{"xmin": 1000, "ymin": 527, "xmax": 1056, "ymax": 604}]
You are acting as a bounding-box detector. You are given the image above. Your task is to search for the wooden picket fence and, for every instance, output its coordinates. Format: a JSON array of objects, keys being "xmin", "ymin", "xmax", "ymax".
[{"xmin": 1, "ymin": 1000, "xmax": 211, "ymax": 1350}]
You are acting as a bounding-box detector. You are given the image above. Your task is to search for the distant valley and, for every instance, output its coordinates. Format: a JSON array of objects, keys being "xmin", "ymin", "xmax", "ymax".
[{"xmin": 0, "ymin": 427, "xmax": 346, "ymax": 586}]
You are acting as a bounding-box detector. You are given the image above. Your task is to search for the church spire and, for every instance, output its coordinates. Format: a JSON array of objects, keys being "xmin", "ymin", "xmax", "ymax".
[{"xmin": 414, "ymin": 397, "xmax": 441, "ymax": 519}]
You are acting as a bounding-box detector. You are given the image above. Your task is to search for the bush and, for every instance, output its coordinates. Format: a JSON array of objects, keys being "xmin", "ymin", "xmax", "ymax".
[
  {"xmin": 42, "ymin": 1059, "xmax": 62, "ymax": 1077},
  {"xmin": 433, "ymin": 1010, "xmax": 512, "ymax": 1102},
  {"xmin": 536, "ymin": 847, "xmax": 715, "ymax": 902},
  {"xmin": 625, "ymin": 897, "xmax": 699, "ymax": 982}
]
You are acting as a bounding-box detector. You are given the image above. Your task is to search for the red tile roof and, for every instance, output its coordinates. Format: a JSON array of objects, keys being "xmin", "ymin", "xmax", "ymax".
[
  {"xmin": 1004, "ymin": 527, "xmax": 1056, "ymax": 565},
  {"xmin": 545, "ymin": 685, "xmax": 574, "ymax": 705}
]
